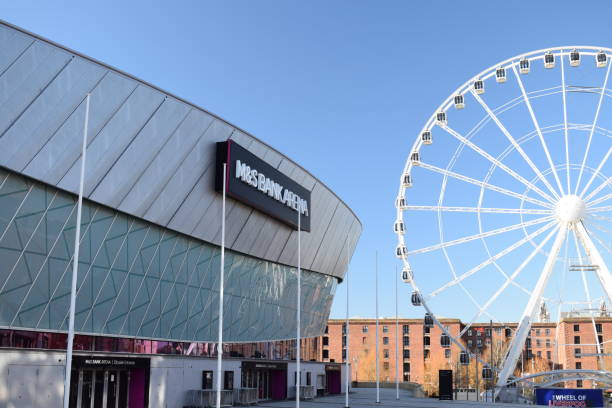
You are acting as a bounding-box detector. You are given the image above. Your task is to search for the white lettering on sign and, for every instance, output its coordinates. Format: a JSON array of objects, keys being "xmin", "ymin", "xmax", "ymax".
[{"xmin": 235, "ymin": 160, "xmax": 309, "ymax": 216}]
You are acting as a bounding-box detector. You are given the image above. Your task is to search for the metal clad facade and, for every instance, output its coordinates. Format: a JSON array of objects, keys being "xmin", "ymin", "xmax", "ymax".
[{"xmin": 0, "ymin": 21, "xmax": 360, "ymax": 280}]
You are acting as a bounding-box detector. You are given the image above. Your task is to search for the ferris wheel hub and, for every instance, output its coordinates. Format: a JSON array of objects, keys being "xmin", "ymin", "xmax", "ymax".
[{"xmin": 554, "ymin": 194, "xmax": 585, "ymax": 223}]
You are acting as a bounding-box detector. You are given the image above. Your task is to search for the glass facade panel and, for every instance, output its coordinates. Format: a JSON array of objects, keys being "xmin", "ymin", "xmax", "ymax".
[{"xmin": 0, "ymin": 169, "xmax": 336, "ymax": 342}]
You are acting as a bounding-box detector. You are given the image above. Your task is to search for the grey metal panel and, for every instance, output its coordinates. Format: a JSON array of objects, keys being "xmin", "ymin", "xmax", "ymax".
[
  {"xmin": 0, "ymin": 41, "xmax": 71, "ymax": 137},
  {"xmin": 151, "ymin": 119, "xmax": 235, "ymax": 228},
  {"xmin": 118, "ymin": 109, "xmax": 214, "ymax": 217},
  {"xmin": 90, "ymin": 97, "xmax": 191, "ymax": 207},
  {"xmin": 58, "ymin": 85, "xmax": 165, "ymax": 195},
  {"xmin": 4, "ymin": 58, "xmax": 106, "ymax": 172},
  {"xmin": 330, "ymin": 217, "xmax": 361, "ymax": 278},
  {"xmin": 310, "ymin": 203, "xmax": 354, "ymax": 273},
  {"xmin": 0, "ymin": 21, "xmax": 361, "ymax": 281},
  {"xmin": 0, "ymin": 25, "xmax": 33, "ymax": 76},
  {"xmin": 23, "ymin": 72, "xmax": 138, "ymax": 184}
]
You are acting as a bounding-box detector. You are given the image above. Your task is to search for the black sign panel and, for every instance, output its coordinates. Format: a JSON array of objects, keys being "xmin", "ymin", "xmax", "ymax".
[
  {"xmin": 242, "ymin": 361, "xmax": 287, "ymax": 371},
  {"xmin": 438, "ymin": 369, "xmax": 453, "ymax": 400},
  {"xmin": 216, "ymin": 141, "xmax": 311, "ymax": 231},
  {"xmin": 72, "ymin": 355, "xmax": 150, "ymax": 370}
]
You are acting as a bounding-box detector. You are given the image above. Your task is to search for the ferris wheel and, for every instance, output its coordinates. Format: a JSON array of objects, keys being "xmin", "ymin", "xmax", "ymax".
[{"xmin": 395, "ymin": 47, "xmax": 612, "ymax": 391}]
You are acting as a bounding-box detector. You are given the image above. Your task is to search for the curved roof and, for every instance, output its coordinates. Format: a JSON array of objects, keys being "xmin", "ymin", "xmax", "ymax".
[{"xmin": 0, "ymin": 19, "xmax": 361, "ymax": 280}]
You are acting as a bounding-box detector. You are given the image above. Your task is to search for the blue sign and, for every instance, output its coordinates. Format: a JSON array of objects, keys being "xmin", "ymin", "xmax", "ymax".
[{"xmin": 535, "ymin": 388, "xmax": 603, "ymax": 407}]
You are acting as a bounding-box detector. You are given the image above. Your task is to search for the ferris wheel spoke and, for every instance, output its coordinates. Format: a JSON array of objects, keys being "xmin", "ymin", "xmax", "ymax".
[
  {"xmin": 584, "ymin": 176, "xmax": 612, "ymax": 202},
  {"xmin": 512, "ymin": 64, "xmax": 565, "ymax": 195},
  {"xmin": 426, "ymin": 221, "xmax": 556, "ymax": 299},
  {"xmin": 579, "ymin": 147, "xmax": 612, "ymax": 198},
  {"xmin": 441, "ymin": 125, "xmax": 557, "ymax": 203},
  {"xmin": 587, "ymin": 192, "xmax": 612, "ymax": 207},
  {"xmin": 586, "ymin": 205, "xmax": 612, "ymax": 214},
  {"xmin": 588, "ymin": 213, "xmax": 612, "ymax": 223},
  {"xmin": 459, "ymin": 226, "xmax": 558, "ymax": 337},
  {"xmin": 411, "ymin": 214, "xmax": 553, "ymax": 256},
  {"xmin": 561, "ymin": 51, "xmax": 571, "ymax": 193},
  {"xmin": 586, "ymin": 220, "xmax": 612, "ymax": 236},
  {"xmin": 584, "ymin": 226, "xmax": 612, "ymax": 254},
  {"xmin": 419, "ymin": 162, "xmax": 554, "ymax": 209},
  {"xmin": 575, "ymin": 62, "xmax": 612, "ymax": 194},
  {"xmin": 575, "ymin": 221, "xmax": 612, "ymax": 303},
  {"xmin": 496, "ymin": 224, "xmax": 568, "ymax": 389},
  {"xmin": 471, "ymin": 90, "xmax": 562, "ymax": 200},
  {"xmin": 404, "ymin": 205, "xmax": 552, "ymax": 215}
]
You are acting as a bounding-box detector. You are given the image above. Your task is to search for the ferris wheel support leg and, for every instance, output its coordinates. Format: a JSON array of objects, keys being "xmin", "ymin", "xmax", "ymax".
[
  {"xmin": 574, "ymin": 221, "xmax": 612, "ymax": 303},
  {"xmin": 495, "ymin": 225, "xmax": 568, "ymax": 396}
]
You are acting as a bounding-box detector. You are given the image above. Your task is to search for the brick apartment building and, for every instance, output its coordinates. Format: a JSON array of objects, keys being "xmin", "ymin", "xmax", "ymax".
[{"xmin": 318, "ymin": 315, "xmax": 611, "ymax": 394}]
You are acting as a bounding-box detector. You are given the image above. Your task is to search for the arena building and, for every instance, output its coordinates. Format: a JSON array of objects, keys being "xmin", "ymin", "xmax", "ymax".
[{"xmin": 0, "ymin": 20, "xmax": 361, "ymax": 407}]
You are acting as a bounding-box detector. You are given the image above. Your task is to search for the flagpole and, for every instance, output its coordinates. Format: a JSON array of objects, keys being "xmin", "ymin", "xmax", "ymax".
[
  {"xmin": 63, "ymin": 93, "xmax": 90, "ymax": 408},
  {"xmin": 216, "ymin": 162, "xmax": 226, "ymax": 408},
  {"xmin": 375, "ymin": 251, "xmax": 380, "ymax": 404},
  {"xmin": 296, "ymin": 210, "xmax": 301, "ymax": 408},
  {"xmin": 395, "ymin": 265, "xmax": 399, "ymax": 400},
  {"xmin": 345, "ymin": 234, "xmax": 350, "ymax": 408}
]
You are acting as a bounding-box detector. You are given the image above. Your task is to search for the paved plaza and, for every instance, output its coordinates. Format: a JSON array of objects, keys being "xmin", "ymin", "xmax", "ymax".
[{"xmin": 258, "ymin": 388, "xmax": 532, "ymax": 408}]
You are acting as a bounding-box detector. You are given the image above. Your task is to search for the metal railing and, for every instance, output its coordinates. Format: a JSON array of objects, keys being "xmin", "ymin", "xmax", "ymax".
[
  {"xmin": 184, "ymin": 389, "xmax": 233, "ymax": 407},
  {"xmin": 233, "ymin": 388, "xmax": 258, "ymax": 405}
]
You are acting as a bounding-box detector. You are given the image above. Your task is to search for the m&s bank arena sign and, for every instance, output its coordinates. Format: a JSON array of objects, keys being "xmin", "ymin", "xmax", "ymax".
[{"xmin": 535, "ymin": 388, "xmax": 603, "ymax": 407}]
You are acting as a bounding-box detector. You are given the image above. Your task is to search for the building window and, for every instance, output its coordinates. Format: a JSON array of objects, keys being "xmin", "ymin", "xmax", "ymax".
[
  {"xmin": 477, "ymin": 339, "xmax": 482, "ymax": 348},
  {"xmin": 576, "ymin": 380, "xmax": 583, "ymax": 388},
  {"xmin": 306, "ymin": 372, "xmax": 311, "ymax": 386},
  {"xmin": 424, "ymin": 336, "xmax": 430, "ymax": 346},
  {"xmin": 535, "ymin": 329, "xmax": 540, "ymax": 336},
  {"xmin": 342, "ymin": 336, "xmax": 346, "ymax": 347},
  {"xmin": 383, "ymin": 326, "xmax": 389, "ymax": 333},
  {"xmin": 468, "ymin": 329, "xmax": 473, "ymax": 336},
  {"xmin": 384, "ymin": 349, "xmax": 389, "ymax": 359},
  {"xmin": 574, "ymin": 336, "xmax": 580, "ymax": 345},
  {"xmin": 383, "ymin": 362, "xmax": 389, "ymax": 370},
  {"xmin": 383, "ymin": 337, "xmax": 389, "ymax": 345},
  {"xmin": 424, "ymin": 326, "xmax": 430, "ymax": 334},
  {"xmin": 596, "ymin": 323, "xmax": 602, "ymax": 333},
  {"xmin": 545, "ymin": 328, "xmax": 550, "ymax": 336},
  {"xmin": 575, "ymin": 362, "xmax": 582, "ymax": 369},
  {"xmin": 342, "ymin": 350, "xmax": 346, "ymax": 360},
  {"xmin": 323, "ymin": 337, "xmax": 329, "ymax": 346},
  {"xmin": 202, "ymin": 371, "xmax": 214, "ymax": 389},
  {"xmin": 573, "ymin": 324, "xmax": 580, "ymax": 332},
  {"xmin": 444, "ymin": 349, "xmax": 451, "ymax": 359},
  {"xmin": 362, "ymin": 326, "xmax": 368, "ymax": 333},
  {"xmin": 536, "ymin": 339, "xmax": 541, "ymax": 347},
  {"xmin": 323, "ymin": 350, "xmax": 329, "ymax": 359},
  {"xmin": 546, "ymin": 351, "xmax": 551, "ymax": 360},
  {"xmin": 224, "ymin": 371, "xmax": 234, "ymax": 390},
  {"xmin": 545, "ymin": 339, "xmax": 550, "ymax": 348},
  {"xmin": 485, "ymin": 338, "xmax": 491, "ymax": 345},
  {"xmin": 362, "ymin": 337, "xmax": 367, "ymax": 344},
  {"xmin": 403, "ymin": 336, "xmax": 409, "ymax": 347},
  {"xmin": 537, "ymin": 351, "xmax": 541, "ymax": 358},
  {"xmin": 403, "ymin": 325, "xmax": 410, "ymax": 335},
  {"xmin": 598, "ymin": 335, "xmax": 603, "ymax": 345},
  {"xmin": 403, "ymin": 374, "xmax": 410, "ymax": 382},
  {"xmin": 325, "ymin": 326, "xmax": 329, "ymax": 334},
  {"xmin": 495, "ymin": 327, "xmax": 501, "ymax": 334},
  {"xmin": 403, "ymin": 363, "xmax": 410, "ymax": 372},
  {"xmin": 424, "ymin": 349, "xmax": 430, "ymax": 359},
  {"xmin": 476, "ymin": 330, "xmax": 481, "ymax": 337},
  {"xmin": 403, "ymin": 349, "xmax": 410, "ymax": 359},
  {"xmin": 468, "ymin": 340, "xmax": 473, "ymax": 347},
  {"xmin": 485, "ymin": 328, "xmax": 491, "ymax": 337},
  {"xmin": 342, "ymin": 324, "xmax": 347, "ymax": 334},
  {"xmin": 574, "ymin": 348, "xmax": 581, "ymax": 358}
]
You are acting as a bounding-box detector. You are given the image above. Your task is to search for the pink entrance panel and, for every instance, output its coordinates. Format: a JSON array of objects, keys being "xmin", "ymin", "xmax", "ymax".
[
  {"xmin": 128, "ymin": 367, "xmax": 146, "ymax": 408},
  {"xmin": 270, "ymin": 370, "xmax": 287, "ymax": 400}
]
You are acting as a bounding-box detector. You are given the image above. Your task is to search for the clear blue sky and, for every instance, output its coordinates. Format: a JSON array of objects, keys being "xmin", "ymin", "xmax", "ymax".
[{"xmin": 2, "ymin": 1, "xmax": 611, "ymax": 321}]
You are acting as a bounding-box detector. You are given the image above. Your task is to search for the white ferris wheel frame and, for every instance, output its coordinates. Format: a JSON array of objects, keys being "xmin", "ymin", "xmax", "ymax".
[{"xmin": 395, "ymin": 46, "xmax": 612, "ymax": 393}]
